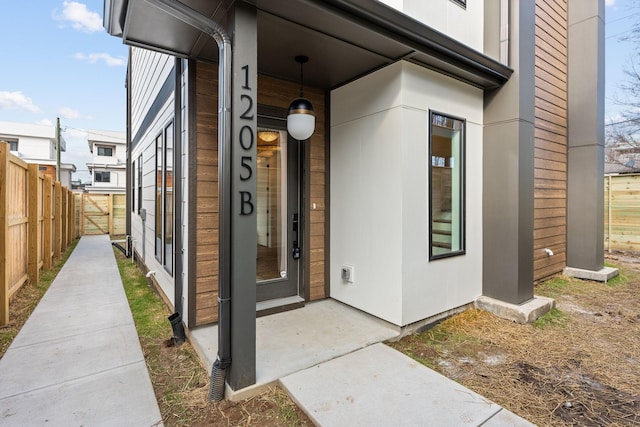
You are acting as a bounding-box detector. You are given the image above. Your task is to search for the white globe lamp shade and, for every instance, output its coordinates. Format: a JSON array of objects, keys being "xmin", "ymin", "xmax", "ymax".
[{"xmin": 287, "ymin": 98, "xmax": 315, "ymax": 140}]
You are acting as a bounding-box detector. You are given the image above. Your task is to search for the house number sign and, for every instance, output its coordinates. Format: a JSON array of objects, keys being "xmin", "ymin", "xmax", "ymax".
[{"xmin": 238, "ymin": 64, "xmax": 255, "ymax": 216}]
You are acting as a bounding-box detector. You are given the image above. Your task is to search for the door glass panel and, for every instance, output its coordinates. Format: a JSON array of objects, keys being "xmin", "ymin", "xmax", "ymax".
[{"xmin": 256, "ymin": 129, "xmax": 288, "ymax": 282}]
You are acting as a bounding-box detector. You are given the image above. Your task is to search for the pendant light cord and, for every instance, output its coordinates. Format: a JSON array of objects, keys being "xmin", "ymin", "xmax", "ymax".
[{"xmin": 299, "ymin": 60, "xmax": 304, "ymax": 97}]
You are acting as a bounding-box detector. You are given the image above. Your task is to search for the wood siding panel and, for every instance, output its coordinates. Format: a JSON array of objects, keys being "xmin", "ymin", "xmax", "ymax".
[
  {"xmin": 192, "ymin": 64, "xmax": 327, "ymax": 326},
  {"xmin": 534, "ymin": 0, "xmax": 568, "ymax": 281}
]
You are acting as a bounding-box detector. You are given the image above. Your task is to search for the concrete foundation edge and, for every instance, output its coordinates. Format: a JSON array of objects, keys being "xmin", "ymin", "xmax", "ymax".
[
  {"xmin": 563, "ymin": 266, "xmax": 619, "ymax": 282},
  {"xmin": 474, "ymin": 295, "xmax": 555, "ymax": 324}
]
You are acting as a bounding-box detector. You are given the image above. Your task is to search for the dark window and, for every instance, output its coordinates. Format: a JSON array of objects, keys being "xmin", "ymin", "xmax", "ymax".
[
  {"xmin": 7, "ymin": 140, "xmax": 18, "ymax": 151},
  {"xmin": 155, "ymin": 133, "xmax": 163, "ymax": 262},
  {"xmin": 95, "ymin": 171, "xmax": 111, "ymax": 183},
  {"xmin": 429, "ymin": 111, "xmax": 465, "ymax": 260},
  {"xmin": 131, "ymin": 159, "xmax": 136, "ymax": 213},
  {"xmin": 154, "ymin": 121, "xmax": 174, "ymax": 275},
  {"xmin": 39, "ymin": 166, "xmax": 47, "ymax": 171},
  {"xmin": 164, "ymin": 123, "xmax": 174, "ymax": 275},
  {"xmin": 97, "ymin": 146, "xmax": 113, "ymax": 156},
  {"xmin": 137, "ymin": 154, "xmax": 142, "ymax": 215}
]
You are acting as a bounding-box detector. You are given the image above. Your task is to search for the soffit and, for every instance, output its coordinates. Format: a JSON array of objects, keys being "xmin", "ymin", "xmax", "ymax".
[{"xmin": 107, "ymin": 0, "xmax": 511, "ymax": 90}]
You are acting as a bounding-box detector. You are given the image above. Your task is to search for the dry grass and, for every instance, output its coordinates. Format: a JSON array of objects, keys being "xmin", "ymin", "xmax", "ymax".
[
  {"xmin": 390, "ymin": 254, "xmax": 640, "ymax": 426},
  {"xmin": 114, "ymin": 249, "xmax": 313, "ymax": 427}
]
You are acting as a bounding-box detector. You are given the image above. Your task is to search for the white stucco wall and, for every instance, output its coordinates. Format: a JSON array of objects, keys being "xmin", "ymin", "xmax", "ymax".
[
  {"xmin": 377, "ymin": 0, "xmax": 484, "ymax": 52},
  {"xmin": 330, "ymin": 61, "xmax": 483, "ymax": 326}
]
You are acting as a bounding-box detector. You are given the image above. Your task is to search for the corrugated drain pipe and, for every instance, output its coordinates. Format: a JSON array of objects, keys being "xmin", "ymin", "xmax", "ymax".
[{"xmin": 145, "ymin": 0, "xmax": 232, "ymax": 402}]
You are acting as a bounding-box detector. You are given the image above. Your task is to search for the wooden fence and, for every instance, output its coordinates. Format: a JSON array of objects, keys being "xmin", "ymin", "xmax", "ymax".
[
  {"xmin": 0, "ymin": 143, "xmax": 77, "ymax": 326},
  {"xmin": 605, "ymin": 173, "xmax": 640, "ymax": 253}
]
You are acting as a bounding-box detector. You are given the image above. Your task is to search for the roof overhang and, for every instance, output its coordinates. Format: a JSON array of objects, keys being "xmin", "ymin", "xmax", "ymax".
[{"xmin": 104, "ymin": 0, "xmax": 512, "ymax": 90}]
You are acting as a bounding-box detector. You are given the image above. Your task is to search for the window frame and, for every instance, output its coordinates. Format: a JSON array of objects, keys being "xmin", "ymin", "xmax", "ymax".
[
  {"xmin": 94, "ymin": 171, "xmax": 111, "ymax": 183},
  {"xmin": 131, "ymin": 158, "xmax": 136, "ymax": 213},
  {"xmin": 97, "ymin": 145, "xmax": 114, "ymax": 156},
  {"xmin": 5, "ymin": 139, "xmax": 19, "ymax": 151},
  {"xmin": 137, "ymin": 154, "xmax": 143, "ymax": 215},
  {"xmin": 428, "ymin": 110, "xmax": 466, "ymax": 261},
  {"xmin": 154, "ymin": 121, "xmax": 174, "ymax": 276}
]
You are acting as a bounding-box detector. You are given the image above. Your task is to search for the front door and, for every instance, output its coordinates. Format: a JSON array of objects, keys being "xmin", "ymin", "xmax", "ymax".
[{"xmin": 255, "ymin": 122, "xmax": 300, "ymax": 304}]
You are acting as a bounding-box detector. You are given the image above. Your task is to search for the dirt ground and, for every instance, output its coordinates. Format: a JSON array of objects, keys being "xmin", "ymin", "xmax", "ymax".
[
  {"xmin": 4, "ymin": 247, "xmax": 639, "ymax": 426},
  {"xmin": 390, "ymin": 253, "xmax": 640, "ymax": 426}
]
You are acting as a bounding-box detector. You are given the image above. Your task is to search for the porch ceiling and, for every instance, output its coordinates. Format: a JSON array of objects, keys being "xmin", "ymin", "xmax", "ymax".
[{"xmin": 105, "ymin": 0, "xmax": 512, "ymax": 90}]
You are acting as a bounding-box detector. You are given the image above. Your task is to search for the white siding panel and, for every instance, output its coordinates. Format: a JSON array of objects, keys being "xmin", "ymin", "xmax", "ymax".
[
  {"xmin": 377, "ymin": 0, "xmax": 484, "ymax": 52},
  {"xmin": 330, "ymin": 61, "xmax": 484, "ymax": 327}
]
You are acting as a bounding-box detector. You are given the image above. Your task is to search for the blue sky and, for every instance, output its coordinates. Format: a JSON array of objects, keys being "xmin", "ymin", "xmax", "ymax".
[
  {"xmin": 0, "ymin": 0, "xmax": 128, "ymax": 181},
  {"xmin": 0, "ymin": 0, "xmax": 636, "ymax": 181}
]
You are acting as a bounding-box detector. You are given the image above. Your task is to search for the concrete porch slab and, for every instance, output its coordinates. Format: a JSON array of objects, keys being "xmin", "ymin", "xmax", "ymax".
[
  {"xmin": 564, "ymin": 266, "xmax": 619, "ymax": 282},
  {"xmin": 189, "ymin": 299, "xmax": 400, "ymax": 399},
  {"xmin": 280, "ymin": 343, "xmax": 535, "ymax": 427},
  {"xmin": 475, "ymin": 295, "xmax": 555, "ymax": 324}
]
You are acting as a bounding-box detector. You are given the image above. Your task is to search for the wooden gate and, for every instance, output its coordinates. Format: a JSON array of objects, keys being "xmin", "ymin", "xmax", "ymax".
[
  {"xmin": 81, "ymin": 193, "xmax": 110, "ymax": 235},
  {"xmin": 79, "ymin": 193, "xmax": 126, "ymax": 236}
]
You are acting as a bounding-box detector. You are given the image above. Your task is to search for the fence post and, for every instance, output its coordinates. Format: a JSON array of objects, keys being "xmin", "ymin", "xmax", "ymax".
[
  {"xmin": 54, "ymin": 181, "xmax": 62, "ymax": 259},
  {"xmin": 108, "ymin": 194, "xmax": 113, "ymax": 235},
  {"xmin": 0, "ymin": 144, "xmax": 9, "ymax": 325},
  {"xmin": 69, "ymin": 192, "xmax": 75, "ymax": 242},
  {"xmin": 61, "ymin": 187, "xmax": 68, "ymax": 252},
  {"xmin": 43, "ymin": 176, "xmax": 52, "ymax": 269},
  {"xmin": 607, "ymin": 175, "xmax": 612, "ymax": 254},
  {"xmin": 28, "ymin": 164, "xmax": 40, "ymax": 285}
]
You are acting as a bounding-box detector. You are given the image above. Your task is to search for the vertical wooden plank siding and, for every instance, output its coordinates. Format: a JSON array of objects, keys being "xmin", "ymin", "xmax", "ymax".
[
  {"xmin": 54, "ymin": 181, "xmax": 62, "ymax": 258},
  {"xmin": 192, "ymin": 62, "xmax": 327, "ymax": 326},
  {"xmin": 0, "ymin": 144, "xmax": 9, "ymax": 325},
  {"xmin": 43, "ymin": 176, "xmax": 53, "ymax": 270},
  {"xmin": 534, "ymin": 0, "xmax": 568, "ymax": 280},
  {"xmin": 28, "ymin": 164, "xmax": 40, "ymax": 284}
]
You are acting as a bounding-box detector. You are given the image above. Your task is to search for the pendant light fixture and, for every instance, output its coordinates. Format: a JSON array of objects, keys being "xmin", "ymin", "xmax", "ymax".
[{"xmin": 287, "ymin": 55, "xmax": 315, "ymax": 141}]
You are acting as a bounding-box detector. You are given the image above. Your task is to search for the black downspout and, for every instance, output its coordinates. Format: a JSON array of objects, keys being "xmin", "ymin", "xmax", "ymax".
[
  {"xmin": 169, "ymin": 57, "xmax": 186, "ymax": 346},
  {"xmin": 145, "ymin": 0, "xmax": 233, "ymax": 402}
]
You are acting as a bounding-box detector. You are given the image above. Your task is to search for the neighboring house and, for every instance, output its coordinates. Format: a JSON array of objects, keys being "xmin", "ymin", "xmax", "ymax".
[
  {"xmin": 605, "ymin": 142, "xmax": 640, "ymax": 174},
  {"xmin": 105, "ymin": 0, "xmax": 607, "ymax": 392},
  {"xmin": 0, "ymin": 121, "xmax": 76, "ymax": 187},
  {"xmin": 85, "ymin": 130, "xmax": 127, "ymax": 193}
]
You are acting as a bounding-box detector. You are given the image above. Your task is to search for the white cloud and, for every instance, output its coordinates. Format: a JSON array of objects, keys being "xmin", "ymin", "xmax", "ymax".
[
  {"xmin": 74, "ymin": 52, "xmax": 126, "ymax": 67},
  {"xmin": 54, "ymin": 1, "xmax": 103, "ymax": 33},
  {"xmin": 0, "ymin": 91, "xmax": 41, "ymax": 113},
  {"xmin": 37, "ymin": 118, "xmax": 54, "ymax": 126},
  {"xmin": 58, "ymin": 107, "xmax": 91, "ymax": 120},
  {"xmin": 605, "ymin": 0, "xmax": 615, "ymax": 6}
]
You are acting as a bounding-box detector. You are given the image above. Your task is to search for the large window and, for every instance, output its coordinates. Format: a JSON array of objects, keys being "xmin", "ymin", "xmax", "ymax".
[
  {"xmin": 429, "ymin": 111, "xmax": 465, "ymax": 260},
  {"xmin": 95, "ymin": 171, "xmax": 111, "ymax": 183},
  {"xmin": 155, "ymin": 122, "xmax": 174, "ymax": 275}
]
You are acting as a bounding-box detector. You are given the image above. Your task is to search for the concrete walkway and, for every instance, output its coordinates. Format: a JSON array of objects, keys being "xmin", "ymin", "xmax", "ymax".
[
  {"xmin": 0, "ymin": 235, "xmax": 163, "ymax": 426},
  {"xmin": 281, "ymin": 343, "xmax": 535, "ymax": 427}
]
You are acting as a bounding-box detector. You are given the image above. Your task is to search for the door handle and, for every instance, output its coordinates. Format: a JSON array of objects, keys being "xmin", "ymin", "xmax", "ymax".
[{"xmin": 292, "ymin": 213, "xmax": 300, "ymax": 260}]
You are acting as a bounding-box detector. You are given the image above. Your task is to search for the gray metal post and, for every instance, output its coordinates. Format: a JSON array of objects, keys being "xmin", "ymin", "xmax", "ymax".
[
  {"xmin": 482, "ymin": 0, "xmax": 536, "ymax": 304},
  {"xmin": 228, "ymin": 2, "xmax": 257, "ymax": 390},
  {"xmin": 566, "ymin": 0, "xmax": 605, "ymax": 271}
]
